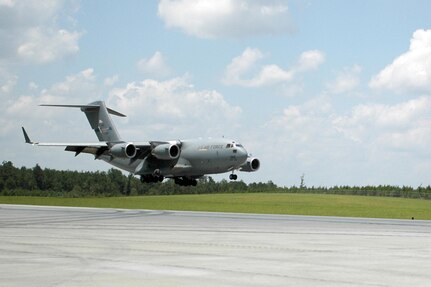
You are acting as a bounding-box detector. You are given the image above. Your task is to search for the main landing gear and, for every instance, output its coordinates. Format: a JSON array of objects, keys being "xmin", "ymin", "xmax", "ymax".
[
  {"xmin": 174, "ymin": 177, "xmax": 197, "ymax": 187},
  {"xmin": 140, "ymin": 174, "xmax": 164, "ymax": 183},
  {"xmin": 229, "ymin": 173, "xmax": 238, "ymax": 180}
]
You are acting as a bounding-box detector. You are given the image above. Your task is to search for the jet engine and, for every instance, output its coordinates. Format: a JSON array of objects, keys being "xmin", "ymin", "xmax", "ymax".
[
  {"xmin": 110, "ymin": 143, "xmax": 137, "ymax": 158},
  {"xmin": 239, "ymin": 157, "xmax": 260, "ymax": 172},
  {"xmin": 151, "ymin": 143, "xmax": 180, "ymax": 160}
]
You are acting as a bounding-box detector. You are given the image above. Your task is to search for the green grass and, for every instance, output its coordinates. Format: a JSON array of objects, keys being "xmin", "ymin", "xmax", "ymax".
[{"xmin": 1, "ymin": 193, "xmax": 431, "ymax": 220}]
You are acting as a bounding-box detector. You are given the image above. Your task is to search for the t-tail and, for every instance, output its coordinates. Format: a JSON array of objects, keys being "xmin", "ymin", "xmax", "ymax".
[{"xmin": 40, "ymin": 101, "xmax": 125, "ymax": 143}]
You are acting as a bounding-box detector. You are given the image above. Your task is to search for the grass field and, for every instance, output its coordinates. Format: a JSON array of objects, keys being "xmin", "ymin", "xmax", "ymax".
[{"xmin": 1, "ymin": 193, "xmax": 431, "ymax": 220}]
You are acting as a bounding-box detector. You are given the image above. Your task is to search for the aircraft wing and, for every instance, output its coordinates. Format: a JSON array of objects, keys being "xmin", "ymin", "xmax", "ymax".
[
  {"xmin": 60, "ymin": 142, "xmax": 152, "ymax": 160},
  {"xmin": 22, "ymin": 127, "xmax": 109, "ymax": 157},
  {"xmin": 22, "ymin": 127, "xmax": 152, "ymax": 159}
]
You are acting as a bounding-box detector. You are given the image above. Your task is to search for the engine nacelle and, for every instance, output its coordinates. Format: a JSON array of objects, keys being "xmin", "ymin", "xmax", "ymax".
[
  {"xmin": 239, "ymin": 157, "xmax": 260, "ymax": 172},
  {"xmin": 110, "ymin": 143, "xmax": 137, "ymax": 159},
  {"xmin": 151, "ymin": 143, "xmax": 180, "ymax": 160}
]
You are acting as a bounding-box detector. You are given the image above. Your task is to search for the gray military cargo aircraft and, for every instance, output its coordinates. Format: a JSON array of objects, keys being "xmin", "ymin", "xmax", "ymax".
[{"xmin": 22, "ymin": 101, "xmax": 260, "ymax": 186}]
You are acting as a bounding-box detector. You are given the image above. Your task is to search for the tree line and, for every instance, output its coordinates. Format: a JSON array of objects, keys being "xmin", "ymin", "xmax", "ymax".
[{"xmin": 1, "ymin": 161, "xmax": 431, "ymax": 199}]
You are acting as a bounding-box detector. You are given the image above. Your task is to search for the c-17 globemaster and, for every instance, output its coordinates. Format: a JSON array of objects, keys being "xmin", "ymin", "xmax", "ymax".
[{"xmin": 22, "ymin": 101, "xmax": 260, "ymax": 186}]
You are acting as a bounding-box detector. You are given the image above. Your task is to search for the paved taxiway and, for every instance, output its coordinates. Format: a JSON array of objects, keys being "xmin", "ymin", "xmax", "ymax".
[{"xmin": 1, "ymin": 204, "xmax": 431, "ymax": 286}]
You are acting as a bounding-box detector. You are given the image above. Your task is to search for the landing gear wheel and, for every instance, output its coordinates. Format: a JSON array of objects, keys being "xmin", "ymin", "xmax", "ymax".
[
  {"xmin": 140, "ymin": 174, "xmax": 164, "ymax": 184},
  {"xmin": 229, "ymin": 174, "xmax": 238, "ymax": 180},
  {"xmin": 174, "ymin": 177, "xmax": 197, "ymax": 186}
]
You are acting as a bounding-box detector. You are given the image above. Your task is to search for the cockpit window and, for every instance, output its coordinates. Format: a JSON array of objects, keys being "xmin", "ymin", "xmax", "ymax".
[{"xmin": 227, "ymin": 143, "xmax": 243, "ymax": 148}]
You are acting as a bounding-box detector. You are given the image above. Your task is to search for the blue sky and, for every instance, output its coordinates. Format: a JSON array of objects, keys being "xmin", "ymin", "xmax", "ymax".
[{"xmin": 1, "ymin": 0, "xmax": 431, "ymax": 187}]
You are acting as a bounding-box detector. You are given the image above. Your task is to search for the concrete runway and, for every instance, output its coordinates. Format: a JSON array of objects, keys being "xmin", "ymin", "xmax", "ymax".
[{"xmin": 1, "ymin": 204, "xmax": 431, "ymax": 287}]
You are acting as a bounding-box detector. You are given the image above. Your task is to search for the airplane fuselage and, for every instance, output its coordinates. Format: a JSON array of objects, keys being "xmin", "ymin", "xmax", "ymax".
[{"xmin": 101, "ymin": 138, "xmax": 248, "ymax": 178}]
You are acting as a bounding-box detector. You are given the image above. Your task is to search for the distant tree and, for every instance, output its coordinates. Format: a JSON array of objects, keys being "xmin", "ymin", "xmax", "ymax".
[
  {"xmin": 1, "ymin": 161, "xmax": 18, "ymax": 190},
  {"xmin": 2, "ymin": 160, "xmax": 431, "ymax": 199},
  {"xmin": 300, "ymin": 174, "xmax": 305, "ymax": 189},
  {"xmin": 107, "ymin": 168, "xmax": 126, "ymax": 194},
  {"xmin": 33, "ymin": 164, "xmax": 45, "ymax": 190},
  {"xmin": 125, "ymin": 173, "xmax": 133, "ymax": 196}
]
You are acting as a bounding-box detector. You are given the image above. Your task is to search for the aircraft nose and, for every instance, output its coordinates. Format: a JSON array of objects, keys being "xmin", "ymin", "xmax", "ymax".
[{"xmin": 238, "ymin": 147, "xmax": 248, "ymax": 160}]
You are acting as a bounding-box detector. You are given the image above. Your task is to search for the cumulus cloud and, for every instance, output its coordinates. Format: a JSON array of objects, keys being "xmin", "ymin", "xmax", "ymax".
[
  {"xmin": 0, "ymin": 0, "xmax": 81, "ymax": 63},
  {"xmin": 158, "ymin": 0, "xmax": 292, "ymax": 38},
  {"xmin": 0, "ymin": 0, "xmax": 14, "ymax": 7},
  {"xmin": 42, "ymin": 68, "xmax": 99, "ymax": 99},
  {"xmin": 108, "ymin": 76, "xmax": 241, "ymax": 139},
  {"xmin": 262, "ymin": 95, "xmax": 431, "ymax": 185},
  {"xmin": 0, "ymin": 66, "xmax": 17, "ymax": 95},
  {"xmin": 137, "ymin": 51, "xmax": 172, "ymax": 78},
  {"xmin": 296, "ymin": 50, "xmax": 326, "ymax": 71},
  {"xmin": 0, "ymin": 1, "xmax": 83, "ymax": 138},
  {"xmin": 104, "ymin": 75, "xmax": 119, "ymax": 86},
  {"xmin": 369, "ymin": 29, "xmax": 431, "ymax": 93},
  {"xmin": 327, "ymin": 65, "xmax": 361, "ymax": 94},
  {"xmin": 333, "ymin": 97, "xmax": 431, "ymax": 150},
  {"xmin": 261, "ymin": 96, "xmax": 343, "ymax": 181},
  {"xmin": 222, "ymin": 48, "xmax": 325, "ymax": 87},
  {"xmin": 3, "ymin": 68, "xmax": 97, "ymax": 119},
  {"xmin": 0, "ymin": 68, "xmax": 105, "ymax": 143},
  {"xmin": 17, "ymin": 28, "xmax": 81, "ymax": 64},
  {"xmin": 267, "ymin": 96, "xmax": 333, "ymax": 141},
  {"xmin": 4, "ymin": 69, "xmax": 240, "ymax": 141}
]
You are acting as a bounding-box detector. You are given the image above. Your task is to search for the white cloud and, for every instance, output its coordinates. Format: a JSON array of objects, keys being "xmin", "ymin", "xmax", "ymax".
[
  {"xmin": 278, "ymin": 83, "xmax": 304, "ymax": 98},
  {"xmin": 0, "ymin": 1, "xmax": 83, "ymax": 138},
  {"xmin": 4, "ymin": 68, "xmax": 99, "ymax": 121},
  {"xmin": 369, "ymin": 29, "xmax": 431, "ymax": 93},
  {"xmin": 222, "ymin": 48, "xmax": 264, "ymax": 85},
  {"xmin": 28, "ymin": 81, "xmax": 38, "ymax": 91},
  {"xmin": 259, "ymin": 95, "xmax": 431, "ymax": 186},
  {"xmin": 267, "ymin": 96, "xmax": 333, "ymax": 140},
  {"xmin": 137, "ymin": 51, "xmax": 172, "ymax": 78},
  {"xmin": 0, "ymin": 0, "xmax": 81, "ymax": 63},
  {"xmin": 17, "ymin": 28, "xmax": 81, "ymax": 63},
  {"xmin": 333, "ymin": 97, "xmax": 431, "ymax": 149},
  {"xmin": 376, "ymin": 127, "xmax": 431, "ymax": 153},
  {"xmin": 104, "ymin": 75, "xmax": 119, "ymax": 86},
  {"xmin": 0, "ymin": 0, "xmax": 14, "ymax": 7},
  {"xmin": 0, "ymin": 68, "xmax": 106, "ymax": 147},
  {"xmin": 108, "ymin": 76, "xmax": 241, "ymax": 139},
  {"xmin": 296, "ymin": 50, "xmax": 326, "ymax": 71},
  {"xmin": 327, "ymin": 65, "xmax": 361, "ymax": 94},
  {"xmin": 222, "ymin": 48, "xmax": 325, "ymax": 87},
  {"xmin": 260, "ymin": 96, "xmax": 344, "ymax": 182},
  {"xmin": 158, "ymin": 0, "xmax": 291, "ymax": 38},
  {"xmin": 0, "ymin": 66, "xmax": 17, "ymax": 95},
  {"xmin": 3, "ymin": 70, "xmax": 242, "ymax": 142},
  {"xmin": 43, "ymin": 68, "xmax": 95, "ymax": 96}
]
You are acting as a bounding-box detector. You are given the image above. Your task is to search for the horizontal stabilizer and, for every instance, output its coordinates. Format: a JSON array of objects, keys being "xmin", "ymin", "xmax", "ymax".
[
  {"xmin": 39, "ymin": 104, "xmax": 126, "ymax": 117},
  {"xmin": 106, "ymin": 107, "xmax": 126, "ymax": 117}
]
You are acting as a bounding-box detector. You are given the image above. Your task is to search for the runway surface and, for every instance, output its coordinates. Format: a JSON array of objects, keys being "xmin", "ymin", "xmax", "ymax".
[{"xmin": 1, "ymin": 204, "xmax": 431, "ymax": 286}]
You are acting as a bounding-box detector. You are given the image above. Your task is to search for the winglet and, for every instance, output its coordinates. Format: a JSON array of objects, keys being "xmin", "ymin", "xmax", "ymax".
[{"xmin": 21, "ymin": 127, "xmax": 33, "ymax": 144}]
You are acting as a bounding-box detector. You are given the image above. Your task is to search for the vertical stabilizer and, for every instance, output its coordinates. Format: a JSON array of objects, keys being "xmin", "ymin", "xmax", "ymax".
[
  {"xmin": 81, "ymin": 101, "xmax": 122, "ymax": 142},
  {"xmin": 40, "ymin": 101, "xmax": 126, "ymax": 143}
]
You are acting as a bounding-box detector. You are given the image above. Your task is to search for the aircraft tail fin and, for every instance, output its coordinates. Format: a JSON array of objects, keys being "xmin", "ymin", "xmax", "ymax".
[{"xmin": 40, "ymin": 101, "xmax": 125, "ymax": 142}]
